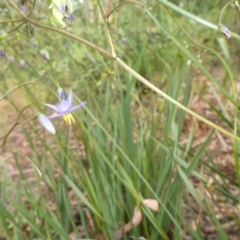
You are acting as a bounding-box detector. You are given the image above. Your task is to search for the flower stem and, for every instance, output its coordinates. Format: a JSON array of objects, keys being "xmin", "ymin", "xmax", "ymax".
[
  {"xmin": 6, "ymin": 0, "xmax": 240, "ymax": 142},
  {"xmin": 7, "ymin": 0, "xmax": 112, "ymax": 58}
]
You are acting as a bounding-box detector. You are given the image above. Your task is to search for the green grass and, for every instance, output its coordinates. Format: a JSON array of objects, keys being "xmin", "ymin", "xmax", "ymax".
[{"xmin": 0, "ymin": 0, "xmax": 239, "ymax": 239}]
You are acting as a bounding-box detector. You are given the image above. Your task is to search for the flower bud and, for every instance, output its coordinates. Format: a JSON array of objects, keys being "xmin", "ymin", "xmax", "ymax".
[
  {"xmin": 218, "ymin": 24, "xmax": 231, "ymax": 39},
  {"xmin": 19, "ymin": 59, "xmax": 28, "ymax": 69},
  {"xmin": 38, "ymin": 113, "xmax": 56, "ymax": 134},
  {"xmin": 8, "ymin": 56, "xmax": 15, "ymax": 64},
  {"xmin": 58, "ymin": 88, "xmax": 67, "ymax": 100},
  {"xmin": 0, "ymin": 49, "xmax": 6, "ymax": 58},
  {"xmin": 40, "ymin": 49, "xmax": 50, "ymax": 61},
  {"xmin": 31, "ymin": 38, "xmax": 39, "ymax": 49}
]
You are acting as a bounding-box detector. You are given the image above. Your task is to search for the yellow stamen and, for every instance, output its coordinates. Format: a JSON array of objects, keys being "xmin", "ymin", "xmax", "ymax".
[{"xmin": 63, "ymin": 113, "xmax": 76, "ymax": 129}]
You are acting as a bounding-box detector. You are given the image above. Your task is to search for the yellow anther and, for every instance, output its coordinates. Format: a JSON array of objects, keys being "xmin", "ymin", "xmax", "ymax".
[{"xmin": 63, "ymin": 113, "xmax": 76, "ymax": 129}]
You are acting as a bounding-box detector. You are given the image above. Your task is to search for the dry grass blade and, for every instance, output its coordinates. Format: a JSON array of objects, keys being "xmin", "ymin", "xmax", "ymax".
[
  {"xmin": 114, "ymin": 206, "xmax": 142, "ymax": 239},
  {"xmin": 142, "ymin": 199, "xmax": 159, "ymax": 212}
]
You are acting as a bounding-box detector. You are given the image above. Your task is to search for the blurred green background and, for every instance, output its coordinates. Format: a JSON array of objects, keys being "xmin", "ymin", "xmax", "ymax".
[{"xmin": 0, "ymin": 0, "xmax": 239, "ymax": 239}]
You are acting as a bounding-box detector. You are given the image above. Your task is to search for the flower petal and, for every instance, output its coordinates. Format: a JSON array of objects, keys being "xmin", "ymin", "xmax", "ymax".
[
  {"xmin": 51, "ymin": 0, "xmax": 67, "ymax": 13},
  {"xmin": 66, "ymin": 0, "xmax": 73, "ymax": 13},
  {"xmin": 67, "ymin": 90, "xmax": 73, "ymax": 108},
  {"xmin": 44, "ymin": 103, "xmax": 59, "ymax": 112},
  {"xmin": 57, "ymin": 100, "xmax": 70, "ymax": 113},
  {"xmin": 47, "ymin": 113, "xmax": 65, "ymax": 118},
  {"xmin": 69, "ymin": 101, "xmax": 87, "ymax": 113},
  {"xmin": 51, "ymin": 5, "xmax": 66, "ymax": 28},
  {"xmin": 38, "ymin": 114, "xmax": 56, "ymax": 134},
  {"xmin": 66, "ymin": 13, "xmax": 73, "ymax": 22},
  {"xmin": 58, "ymin": 87, "xmax": 67, "ymax": 100}
]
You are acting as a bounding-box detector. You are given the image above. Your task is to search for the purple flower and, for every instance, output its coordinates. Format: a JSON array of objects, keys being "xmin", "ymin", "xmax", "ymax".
[
  {"xmin": 0, "ymin": 49, "xmax": 6, "ymax": 58},
  {"xmin": 66, "ymin": 13, "xmax": 73, "ymax": 22},
  {"xmin": 44, "ymin": 88, "xmax": 87, "ymax": 129},
  {"xmin": 50, "ymin": 0, "xmax": 74, "ymax": 27}
]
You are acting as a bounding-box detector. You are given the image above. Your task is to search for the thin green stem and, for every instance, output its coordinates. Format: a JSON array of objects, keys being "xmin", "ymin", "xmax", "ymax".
[
  {"xmin": 0, "ymin": 81, "xmax": 58, "ymax": 101},
  {"xmin": 7, "ymin": 21, "xmax": 26, "ymax": 34},
  {"xmin": 219, "ymin": 0, "xmax": 236, "ymax": 24},
  {"xmin": 0, "ymin": 81, "xmax": 36, "ymax": 101},
  {"xmin": 105, "ymin": 0, "xmax": 112, "ymax": 18},
  {"xmin": 0, "ymin": 18, "xmax": 24, "ymax": 24},
  {"xmin": 160, "ymin": 2, "xmax": 240, "ymax": 184},
  {"xmin": 235, "ymin": 1, "xmax": 240, "ymax": 17},
  {"xmin": 108, "ymin": 1, "xmax": 144, "ymax": 18},
  {"xmin": 0, "ymin": 106, "xmax": 36, "ymax": 145},
  {"xmin": 0, "ymin": 145, "xmax": 42, "ymax": 176},
  {"xmin": 0, "ymin": 80, "xmax": 60, "ymax": 144},
  {"xmin": 96, "ymin": 0, "xmax": 116, "ymax": 57},
  {"xmin": 157, "ymin": 0, "xmax": 240, "ymax": 41},
  {"xmin": 6, "ymin": 0, "xmax": 240, "ymax": 143},
  {"xmin": 115, "ymin": 57, "xmax": 240, "ymax": 142},
  {"xmin": 7, "ymin": 0, "xmax": 112, "ymax": 58}
]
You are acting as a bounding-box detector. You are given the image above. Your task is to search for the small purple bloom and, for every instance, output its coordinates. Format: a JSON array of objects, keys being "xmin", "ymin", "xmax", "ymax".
[
  {"xmin": 0, "ymin": 50, "xmax": 6, "ymax": 58},
  {"xmin": 43, "ymin": 89, "xmax": 87, "ymax": 129},
  {"xmin": 45, "ymin": 90, "xmax": 86, "ymax": 118}
]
